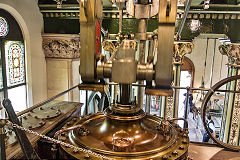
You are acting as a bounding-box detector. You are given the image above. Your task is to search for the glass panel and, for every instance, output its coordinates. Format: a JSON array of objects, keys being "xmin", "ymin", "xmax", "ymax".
[
  {"xmin": 8, "ymin": 85, "xmax": 27, "ymax": 113},
  {"xmin": 0, "ymin": 17, "xmax": 8, "ymax": 37},
  {"xmin": 5, "ymin": 41, "xmax": 25, "ymax": 87}
]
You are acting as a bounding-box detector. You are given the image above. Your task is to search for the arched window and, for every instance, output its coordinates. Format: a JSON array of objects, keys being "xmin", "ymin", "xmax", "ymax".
[
  {"xmin": 0, "ymin": 9, "xmax": 27, "ymax": 113},
  {"xmin": 182, "ymin": 57, "xmax": 195, "ymax": 88}
]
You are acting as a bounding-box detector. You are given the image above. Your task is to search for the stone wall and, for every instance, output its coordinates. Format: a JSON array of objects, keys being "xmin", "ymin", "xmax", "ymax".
[{"xmin": 0, "ymin": 0, "xmax": 47, "ymax": 106}]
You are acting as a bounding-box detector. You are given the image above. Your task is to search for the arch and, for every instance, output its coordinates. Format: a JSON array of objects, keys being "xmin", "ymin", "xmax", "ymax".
[
  {"xmin": 182, "ymin": 56, "xmax": 195, "ymax": 88},
  {"xmin": 0, "ymin": 3, "xmax": 33, "ymax": 106}
]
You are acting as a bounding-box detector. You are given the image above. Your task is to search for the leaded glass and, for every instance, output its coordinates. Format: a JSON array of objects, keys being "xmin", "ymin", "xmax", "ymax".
[
  {"xmin": 0, "ymin": 17, "xmax": 8, "ymax": 37},
  {"xmin": 5, "ymin": 41, "xmax": 25, "ymax": 86}
]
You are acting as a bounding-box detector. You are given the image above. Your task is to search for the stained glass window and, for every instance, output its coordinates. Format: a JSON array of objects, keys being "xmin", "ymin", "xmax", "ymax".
[
  {"xmin": 0, "ymin": 17, "xmax": 8, "ymax": 37},
  {"xmin": 5, "ymin": 41, "xmax": 25, "ymax": 86}
]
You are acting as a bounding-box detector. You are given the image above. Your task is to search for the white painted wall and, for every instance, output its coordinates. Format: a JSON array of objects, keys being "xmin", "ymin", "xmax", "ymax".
[
  {"xmin": 186, "ymin": 36, "xmax": 229, "ymax": 89},
  {"xmin": 0, "ymin": 0, "xmax": 47, "ymax": 106}
]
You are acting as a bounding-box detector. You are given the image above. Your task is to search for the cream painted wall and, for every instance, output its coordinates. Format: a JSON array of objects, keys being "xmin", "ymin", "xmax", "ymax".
[
  {"xmin": 186, "ymin": 36, "xmax": 229, "ymax": 89},
  {"xmin": 0, "ymin": 0, "xmax": 47, "ymax": 106}
]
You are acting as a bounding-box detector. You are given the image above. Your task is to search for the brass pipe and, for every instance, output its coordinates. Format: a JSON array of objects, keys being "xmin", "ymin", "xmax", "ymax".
[
  {"xmin": 169, "ymin": 118, "xmax": 188, "ymax": 129},
  {"xmin": 54, "ymin": 124, "xmax": 83, "ymax": 138}
]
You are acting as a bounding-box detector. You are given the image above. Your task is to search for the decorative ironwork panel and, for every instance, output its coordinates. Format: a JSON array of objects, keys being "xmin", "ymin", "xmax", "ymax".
[
  {"xmin": 0, "ymin": 17, "xmax": 8, "ymax": 37},
  {"xmin": 229, "ymin": 78, "xmax": 240, "ymax": 145},
  {"xmin": 166, "ymin": 96, "xmax": 174, "ymax": 118},
  {"xmin": 5, "ymin": 41, "xmax": 25, "ymax": 86}
]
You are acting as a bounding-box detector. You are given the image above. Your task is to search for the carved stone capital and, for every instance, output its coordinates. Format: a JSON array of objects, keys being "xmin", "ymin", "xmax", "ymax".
[
  {"xmin": 219, "ymin": 43, "xmax": 240, "ymax": 67},
  {"xmin": 173, "ymin": 42, "xmax": 194, "ymax": 64},
  {"xmin": 42, "ymin": 34, "xmax": 80, "ymax": 59}
]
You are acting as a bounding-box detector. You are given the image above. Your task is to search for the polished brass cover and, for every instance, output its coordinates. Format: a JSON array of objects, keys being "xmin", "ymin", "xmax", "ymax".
[{"xmin": 59, "ymin": 111, "xmax": 189, "ymax": 159}]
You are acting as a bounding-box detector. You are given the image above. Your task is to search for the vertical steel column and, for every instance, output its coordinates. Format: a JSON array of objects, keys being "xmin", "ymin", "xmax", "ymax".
[
  {"xmin": 172, "ymin": 64, "xmax": 181, "ymax": 118},
  {"xmin": 161, "ymin": 96, "xmax": 167, "ymax": 117},
  {"xmin": 209, "ymin": 39, "xmax": 217, "ymax": 87},
  {"xmin": 137, "ymin": 19, "xmax": 147, "ymax": 109},
  {"xmin": 158, "ymin": 96, "xmax": 162, "ymax": 116},
  {"xmin": 119, "ymin": 84, "xmax": 131, "ymax": 105},
  {"xmin": 146, "ymin": 95, "xmax": 151, "ymax": 114},
  {"xmin": 184, "ymin": 87, "xmax": 190, "ymax": 124}
]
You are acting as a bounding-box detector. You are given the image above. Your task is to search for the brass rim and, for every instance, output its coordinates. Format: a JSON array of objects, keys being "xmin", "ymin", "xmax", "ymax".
[{"xmin": 69, "ymin": 113, "xmax": 181, "ymax": 157}]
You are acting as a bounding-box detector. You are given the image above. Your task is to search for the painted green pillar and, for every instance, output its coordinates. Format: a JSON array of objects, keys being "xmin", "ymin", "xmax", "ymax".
[
  {"xmin": 172, "ymin": 42, "xmax": 194, "ymax": 118},
  {"xmin": 219, "ymin": 43, "xmax": 240, "ymax": 145}
]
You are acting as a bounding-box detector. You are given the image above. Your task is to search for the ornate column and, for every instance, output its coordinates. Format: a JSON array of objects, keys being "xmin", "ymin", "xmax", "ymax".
[
  {"xmin": 42, "ymin": 34, "xmax": 80, "ymax": 101},
  {"xmin": 219, "ymin": 43, "xmax": 240, "ymax": 145},
  {"xmin": 163, "ymin": 42, "xmax": 193, "ymax": 118}
]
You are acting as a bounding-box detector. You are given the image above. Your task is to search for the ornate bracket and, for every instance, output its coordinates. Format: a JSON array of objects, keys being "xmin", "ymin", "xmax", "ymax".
[
  {"xmin": 219, "ymin": 43, "xmax": 240, "ymax": 67},
  {"xmin": 42, "ymin": 34, "xmax": 80, "ymax": 59},
  {"xmin": 173, "ymin": 42, "xmax": 194, "ymax": 64}
]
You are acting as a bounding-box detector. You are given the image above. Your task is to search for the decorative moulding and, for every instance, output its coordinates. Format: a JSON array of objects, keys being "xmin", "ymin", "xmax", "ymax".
[
  {"xmin": 42, "ymin": 33, "xmax": 80, "ymax": 59},
  {"xmin": 219, "ymin": 43, "xmax": 240, "ymax": 66}
]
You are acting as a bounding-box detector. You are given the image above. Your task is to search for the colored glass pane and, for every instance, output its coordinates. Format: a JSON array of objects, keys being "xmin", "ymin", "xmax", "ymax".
[
  {"xmin": 0, "ymin": 17, "xmax": 8, "ymax": 37},
  {"xmin": 5, "ymin": 41, "xmax": 25, "ymax": 86}
]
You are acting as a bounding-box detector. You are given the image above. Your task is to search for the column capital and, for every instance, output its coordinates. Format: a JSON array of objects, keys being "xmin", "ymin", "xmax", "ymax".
[
  {"xmin": 219, "ymin": 43, "xmax": 240, "ymax": 68},
  {"xmin": 42, "ymin": 33, "xmax": 80, "ymax": 59},
  {"xmin": 173, "ymin": 41, "xmax": 194, "ymax": 64}
]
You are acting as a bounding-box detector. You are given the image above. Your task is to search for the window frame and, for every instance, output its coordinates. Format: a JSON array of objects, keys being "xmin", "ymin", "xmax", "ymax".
[{"xmin": 0, "ymin": 9, "xmax": 27, "ymax": 101}]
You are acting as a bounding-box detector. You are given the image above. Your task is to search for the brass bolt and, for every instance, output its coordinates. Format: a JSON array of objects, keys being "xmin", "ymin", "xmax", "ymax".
[
  {"xmin": 72, "ymin": 148, "xmax": 78, "ymax": 154},
  {"xmin": 182, "ymin": 139, "xmax": 187, "ymax": 144},
  {"xmin": 162, "ymin": 155, "xmax": 168, "ymax": 160},
  {"xmin": 179, "ymin": 145, "xmax": 184, "ymax": 150},
  {"xmin": 172, "ymin": 151, "xmax": 178, "ymax": 156},
  {"xmin": 60, "ymin": 136, "xmax": 67, "ymax": 141},
  {"xmin": 84, "ymin": 154, "xmax": 90, "ymax": 159}
]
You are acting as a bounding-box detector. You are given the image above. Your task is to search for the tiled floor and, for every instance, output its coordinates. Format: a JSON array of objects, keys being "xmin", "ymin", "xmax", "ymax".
[{"xmin": 187, "ymin": 112, "xmax": 204, "ymax": 142}]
